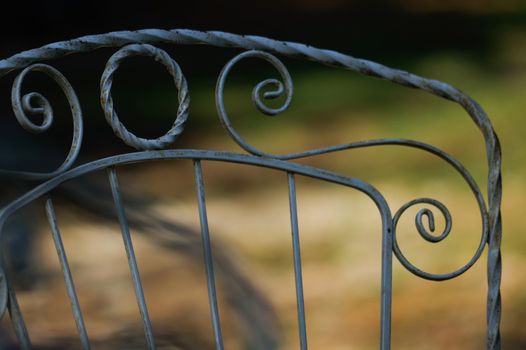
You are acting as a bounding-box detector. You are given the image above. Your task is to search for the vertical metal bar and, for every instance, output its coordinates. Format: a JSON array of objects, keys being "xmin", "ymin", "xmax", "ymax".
[
  {"xmin": 193, "ymin": 160, "xmax": 224, "ymax": 350},
  {"xmin": 6, "ymin": 276, "xmax": 31, "ymax": 350},
  {"xmin": 380, "ymin": 224, "xmax": 393, "ymax": 350},
  {"xmin": 45, "ymin": 198, "xmax": 90, "ymax": 350},
  {"xmin": 0, "ymin": 217, "xmax": 31, "ymax": 349},
  {"xmin": 287, "ymin": 172, "xmax": 308, "ymax": 350},
  {"xmin": 107, "ymin": 167, "xmax": 156, "ymax": 350}
]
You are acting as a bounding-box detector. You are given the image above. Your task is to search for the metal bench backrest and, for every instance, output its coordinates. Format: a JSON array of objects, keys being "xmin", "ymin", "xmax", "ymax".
[{"xmin": 0, "ymin": 29, "xmax": 502, "ymax": 349}]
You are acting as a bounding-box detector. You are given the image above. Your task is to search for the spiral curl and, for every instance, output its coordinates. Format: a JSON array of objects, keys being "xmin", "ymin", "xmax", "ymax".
[
  {"xmin": 100, "ymin": 44, "xmax": 190, "ymax": 150},
  {"xmin": 216, "ymin": 50, "xmax": 293, "ymax": 158},
  {"xmin": 393, "ymin": 197, "xmax": 487, "ymax": 281},
  {"xmin": 5, "ymin": 63, "xmax": 83, "ymax": 180}
]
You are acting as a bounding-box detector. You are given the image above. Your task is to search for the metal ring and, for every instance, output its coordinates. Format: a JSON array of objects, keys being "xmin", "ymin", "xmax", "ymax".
[{"xmin": 100, "ymin": 44, "xmax": 190, "ymax": 150}]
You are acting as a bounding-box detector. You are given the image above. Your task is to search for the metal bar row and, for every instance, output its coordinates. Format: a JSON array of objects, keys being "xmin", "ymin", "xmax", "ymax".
[
  {"xmin": 5, "ymin": 198, "xmax": 92, "ymax": 350},
  {"xmin": 3, "ymin": 160, "xmax": 392, "ymax": 349},
  {"xmin": 7, "ymin": 169, "xmax": 159, "ymax": 350},
  {"xmin": 192, "ymin": 163, "xmax": 310, "ymax": 350}
]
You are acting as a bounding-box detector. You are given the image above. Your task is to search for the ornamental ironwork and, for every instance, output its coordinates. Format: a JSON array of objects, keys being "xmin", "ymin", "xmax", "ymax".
[{"xmin": 0, "ymin": 29, "xmax": 502, "ymax": 350}]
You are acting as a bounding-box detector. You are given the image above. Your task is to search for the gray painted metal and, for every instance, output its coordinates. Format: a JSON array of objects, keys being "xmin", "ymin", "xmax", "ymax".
[
  {"xmin": 194, "ymin": 160, "xmax": 225, "ymax": 350},
  {"xmin": 287, "ymin": 173, "xmax": 308, "ymax": 350},
  {"xmin": 108, "ymin": 167, "xmax": 157, "ymax": 349},
  {"xmin": 45, "ymin": 198, "xmax": 91, "ymax": 350},
  {"xmin": 0, "ymin": 29, "xmax": 501, "ymax": 349}
]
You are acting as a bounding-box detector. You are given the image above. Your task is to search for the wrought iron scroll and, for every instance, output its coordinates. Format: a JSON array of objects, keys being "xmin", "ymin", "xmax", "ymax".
[
  {"xmin": 3, "ymin": 63, "xmax": 83, "ymax": 180},
  {"xmin": 0, "ymin": 29, "xmax": 502, "ymax": 349},
  {"xmin": 216, "ymin": 50, "xmax": 293, "ymax": 158},
  {"xmin": 214, "ymin": 50, "xmax": 491, "ymax": 281}
]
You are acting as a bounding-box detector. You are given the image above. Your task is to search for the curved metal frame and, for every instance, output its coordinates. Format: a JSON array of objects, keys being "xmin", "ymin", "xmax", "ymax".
[{"xmin": 0, "ymin": 29, "xmax": 501, "ymax": 350}]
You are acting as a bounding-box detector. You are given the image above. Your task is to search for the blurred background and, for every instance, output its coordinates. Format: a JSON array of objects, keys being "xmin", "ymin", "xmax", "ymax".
[{"xmin": 0, "ymin": 0, "xmax": 524, "ymax": 349}]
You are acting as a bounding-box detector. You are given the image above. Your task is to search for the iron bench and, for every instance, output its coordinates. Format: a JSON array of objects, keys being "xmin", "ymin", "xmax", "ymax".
[{"xmin": 0, "ymin": 29, "xmax": 502, "ymax": 349}]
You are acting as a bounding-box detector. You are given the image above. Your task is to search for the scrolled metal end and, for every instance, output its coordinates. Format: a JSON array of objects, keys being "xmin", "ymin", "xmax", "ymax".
[
  {"xmin": 216, "ymin": 50, "xmax": 293, "ymax": 158},
  {"xmin": 252, "ymin": 78, "xmax": 290, "ymax": 116},
  {"xmin": 11, "ymin": 66, "xmax": 61, "ymax": 134},
  {"xmin": 413, "ymin": 203, "xmax": 452, "ymax": 243},
  {"xmin": 392, "ymin": 197, "xmax": 486, "ymax": 281},
  {"xmin": 18, "ymin": 92, "xmax": 54, "ymax": 133},
  {"xmin": 6, "ymin": 63, "xmax": 83, "ymax": 180}
]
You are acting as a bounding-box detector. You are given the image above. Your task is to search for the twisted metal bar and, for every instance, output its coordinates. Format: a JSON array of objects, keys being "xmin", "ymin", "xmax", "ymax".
[
  {"xmin": 0, "ymin": 29, "xmax": 502, "ymax": 348},
  {"xmin": 2, "ymin": 63, "xmax": 83, "ymax": 180},
  {"xmin": 100, "ymin": 44, "xmax": 189, "ymax": 150}
]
